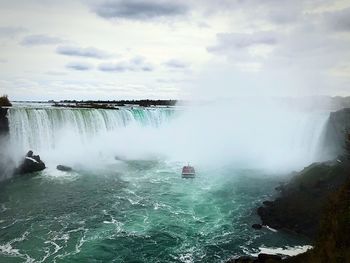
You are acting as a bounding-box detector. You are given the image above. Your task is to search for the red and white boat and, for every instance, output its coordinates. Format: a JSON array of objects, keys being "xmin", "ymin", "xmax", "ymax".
[{"xmin": 182, "ymin": 165, "xmax": 195, "ymax": 178}]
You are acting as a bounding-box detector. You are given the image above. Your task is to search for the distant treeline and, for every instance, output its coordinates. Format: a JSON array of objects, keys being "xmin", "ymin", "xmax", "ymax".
[
  {"xmin": 0, "ymin": 95, "xmax": 12, "ymax": 107},
  {"xmin": 58, "ymin": 99, "xmax": 177, "ymax": 107}
]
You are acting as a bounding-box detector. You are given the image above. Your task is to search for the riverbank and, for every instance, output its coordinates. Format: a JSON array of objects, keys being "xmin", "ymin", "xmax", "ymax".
[
  {"xmin": 228, "ymin": 160, "xmax": 350, "ymax": 263},
  {"xmin": 257, "ymin": 159, "xmax": 349, "ymax": 238},
  {"xmin": 229, "ymin": 107, "xmax": 350, "ymax": 262}
]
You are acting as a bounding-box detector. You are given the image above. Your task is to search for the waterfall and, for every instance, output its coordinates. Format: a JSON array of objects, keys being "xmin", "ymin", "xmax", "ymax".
[
  {"xmin": 8, "ymin": 107, "xmax": 175, "ymax": 157},
  {"xmin": 6, "ymin": 103, "xmax": 331, "ymax": 171}
]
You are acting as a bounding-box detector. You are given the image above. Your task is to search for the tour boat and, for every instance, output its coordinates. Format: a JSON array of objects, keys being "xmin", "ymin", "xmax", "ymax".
[{"xmin": 182, "ymin": 165, "xmax": 195, "ymax": 178}]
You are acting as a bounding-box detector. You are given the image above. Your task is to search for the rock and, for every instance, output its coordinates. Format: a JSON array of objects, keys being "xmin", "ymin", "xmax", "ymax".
[
  {"xmin": 115, "ymin": 155, "xmax": 125, "ymax": 161},
  {"xmin": 257, "ymin": 205, "xmax": 282, "ymax": 231},
  {"xmin": 262, "ymin": 201, "xmax": 274, "ymax": 207},
  {"xmin": 0, "ymin": 107, "xmax": 9, "ymax": 136},
  {"xmin": 0, "ymin": 95, "xmax": 12, "ymax": 107},
  {"xmin": 227, "ymin": 254, "xmax": 282, "ymax": 263},
  {"xmin": 230, "ymin": 256, "xmax": 255, "ymax": 262},
  {"xmin": 252, "ymin": 224, "xmax": 262, "ymax": 230},
  {"xmin": 275, "ymin": 185, "xmax": 285, "ymax": 192},
  {"xmin": 257, "ymin": 253, "xmax": 282, "ymax": 262},
  {"xmin": 56, "ymin": 165, "xmax": 72, "ymax": 171},
  {"xmin": 0, "ymin": 108, "xmax": 14, "ymax": 180},
  {"xmin": 15, "ymin": 151, "xmax": 46, "ymax": 175},
  {"xmin": 226, "ymin": 256, "xmax": 254, "ymax": 263},
  {"xmin": 257, "ymin": 161, "xmax": 350, "ymax": 238},
  {"xmin": 323, "ymin": 108, "xmax": 350, "ymax": 159}
]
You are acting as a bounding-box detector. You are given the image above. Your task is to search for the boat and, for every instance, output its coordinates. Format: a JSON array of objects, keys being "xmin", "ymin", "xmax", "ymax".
[{"xmin": 182, "ymin": 165, "xmax": 195, "ymax": 178}]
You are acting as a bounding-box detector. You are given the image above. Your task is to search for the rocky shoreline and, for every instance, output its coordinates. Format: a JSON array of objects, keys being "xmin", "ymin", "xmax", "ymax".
[
  {"xmin": 228, "ymin": 107, "xmax": 350, "ymax": 262},
  {"xmin": 227, "ymin": 160, "xmax": 350, "ymax": 263},
  {"xmin": 257, "ymin": 160, "xmax": 349, "ymax": 238}
]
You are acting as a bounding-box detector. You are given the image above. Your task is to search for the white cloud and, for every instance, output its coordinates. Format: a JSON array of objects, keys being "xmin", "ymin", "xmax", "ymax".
[
  {"xmin": 20, "ymin": 34, "xmax": 63, "ymax": 46},
  {"xmin": 66, "ymin": 61, "xmax": 93, "ymax": 71},
  {"xmin": 56, "ymin": 45, "xmax": 113, "ymax": 59},
  {"xmin": 0, "ymin": 0, "xmax": 350, "ymax": 99},
  {"xmin": 99, "ymin": 57, "xmax": 154, "ymax": 72},
  {"xmin": 164, "ymin": 59, "xmax": 189, "ymax": 69},
  {"xmin": 90, "ymin": 0, "xmax": 189, "ymax": 21}
]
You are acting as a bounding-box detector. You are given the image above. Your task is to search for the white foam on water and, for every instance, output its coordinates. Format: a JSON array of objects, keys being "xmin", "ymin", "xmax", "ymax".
[
  {"xmin": 251, "ymin": 245, "xmax": 313, "ymax": 257},
  {"xmin": 179, "ymin": 253, "xmax": 194, "ymax": 263},
  {"xmin": 0, "ymin": 243, "xmax": 21, "ymax": 256},
  {"xmin": 0, "ymin": 231, "xmax": 34, "ymax": 263},
  {"xmin": 265, "ymin": 225, "xmax": 278, "ymax": 232},
  {"xmin": 40, "ymin": 165, "xmax": 80, "ymax": 181},
  {"xmin": 0, "ymin": 204, "xmax": 7, "ymax": 213}
]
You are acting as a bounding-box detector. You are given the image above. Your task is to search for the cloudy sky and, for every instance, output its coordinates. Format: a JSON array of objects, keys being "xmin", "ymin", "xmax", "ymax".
[{"xmin": 0, "ymin": 0, "xmax": 349, "ymax": 100}]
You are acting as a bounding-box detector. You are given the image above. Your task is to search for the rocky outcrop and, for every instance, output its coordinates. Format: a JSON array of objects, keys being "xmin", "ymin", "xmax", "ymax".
[
  {"xmin": 15, "ymin": 150, "xmax": 46, "ymax": 175},
  {"xmin": 267, "ymin": 178, "xmax": 350, "ymax": 263},
  {"xmin": 56, "ymin": 165, "xmax": 72, "ymax": 171},
  {"xmin": 252, "ymin": 224, "xmax": 262, "ymax": 230},
  {"xmin": 304, "ymin": 178, "xmax": 350, "ymax": 262},
  {"xmin": 0, "ymin": 95, "xmax": 12, "ymax": 107},
  {"xmin": 0, "ymin": 107, "xmax": 9, "ymax": 136},
  {"xmin": 256, "ymin": 161, "xmax": 349, "ymax": 238},
  {"xmin": 227, "ymin": 253, "xmax": 282, "ymax": 263},
  {"xmin": 230, "ymin": 108, "xmax": 350, "ymax": 263},
  {"xmin": 322, "ymin": 108, "xmax": 350, "ymax": 159},
  {"xmin": 231, "ymin": 176, "xmax": 350, "ymax": 263},
  {"xmin": 0, "ymin": 107, "xmax": 12, "ymax": 180}
]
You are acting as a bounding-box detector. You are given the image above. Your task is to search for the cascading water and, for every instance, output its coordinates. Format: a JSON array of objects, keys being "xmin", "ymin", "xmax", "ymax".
[
  {"xmin": 8, "ymin": 107, "xmax": 175, "ymax": 159},
  {"xmin": 1, "ymin": 102, "xmax": 333, "ymax": 262},
  {"xmin": 6, "ymin": 103, "xmax": 331, "ymax": 170}
]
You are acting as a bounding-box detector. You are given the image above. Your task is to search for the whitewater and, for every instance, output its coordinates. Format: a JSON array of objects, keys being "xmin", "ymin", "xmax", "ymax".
[{"xmin": 0, "ymin": 102, "xmax": 330, "ymax": 262}]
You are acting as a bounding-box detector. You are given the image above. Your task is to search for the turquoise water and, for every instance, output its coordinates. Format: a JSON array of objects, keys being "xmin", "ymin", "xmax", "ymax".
[{"xmin": 0, "ymin": 160, "xmax": 309, "ymax": 263}]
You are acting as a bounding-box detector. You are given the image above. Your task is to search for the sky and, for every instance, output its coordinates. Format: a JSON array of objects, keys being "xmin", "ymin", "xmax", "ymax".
[{"xmin": 0, "ymin": 0, "xmax": 349, "ymax": 101}]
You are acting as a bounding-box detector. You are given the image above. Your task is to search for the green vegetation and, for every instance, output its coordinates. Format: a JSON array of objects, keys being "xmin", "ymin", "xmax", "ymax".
[{"xmin": 0, "ymin": 95, "xmax": 12, "ymax": 107}]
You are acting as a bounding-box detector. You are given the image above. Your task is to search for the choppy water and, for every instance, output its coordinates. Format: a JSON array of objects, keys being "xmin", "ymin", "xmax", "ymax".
[
  {"xmin": 0, "ymin": 160, "xmax": 309, "ymax": 263},
  {"xmin": 1, "ymin": 103, "xmax": 323, "ymax": 262}
]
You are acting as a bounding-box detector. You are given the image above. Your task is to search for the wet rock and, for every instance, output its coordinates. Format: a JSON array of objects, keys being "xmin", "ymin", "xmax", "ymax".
[
  {"xmin": 56, "ymin": 165, "xmax": 72, "ymax": 171},
  {"xmin": 0, "ymin": 107, "xmax": 9, "ymax": 136},
  {"xmin": 252, "ymin": 224, "xmax": 262, "ymax": 230},
  {"xmin": 115, "ymin": 155, "xmax": 125, "ymax": 161},
  {"xmin": 257, "ymin": 253, "xmax": 282, "ymax": 262},
  {"xmin": 230, "ymin": 256, "xmax": 254, "ymax": 262},
  {"xmin": 227, "ymin": 254, "xmax": 282, "ymax": 263},
  {"xmin": 262, "ymin": 201, "xmax": 274, "ymax": 207},
  {"xmin": 257, "ymin": 161, "xmax": 350, "ymax": 238},
  {"xmin": 15, "ymin": 150, "xmax": 45, "ymax": 175}
]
